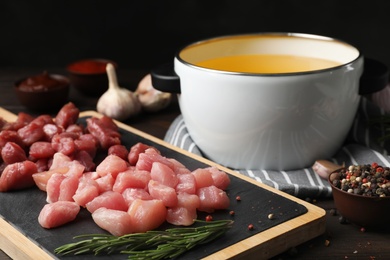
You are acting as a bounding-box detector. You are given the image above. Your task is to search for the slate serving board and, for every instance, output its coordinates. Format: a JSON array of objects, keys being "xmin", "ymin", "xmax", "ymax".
[{"xmin": 0, "ymin": 109, "xmax": 326, "ymax": 259}]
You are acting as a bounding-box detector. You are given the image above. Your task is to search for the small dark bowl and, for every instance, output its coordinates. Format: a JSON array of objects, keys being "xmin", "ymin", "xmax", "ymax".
[
  {"xmin": 15, "ymin": 74, "xmax": 70, "ymax": 112},
  {"xmin": 66, "ymin": 58, "xmax": 117, "ymax": 97},
  {"xmin": 328, "ymin": 169, "xmax": 390, "ymax": 229}
]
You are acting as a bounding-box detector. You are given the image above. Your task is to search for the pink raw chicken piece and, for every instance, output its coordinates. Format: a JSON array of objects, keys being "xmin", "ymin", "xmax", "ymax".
[
  {"xmin": 197, "ymin": 185, "xmax": 230, "ymax": 213},
  {"xmin": 72, "ymin": 177, "xmax": 100, "ymax": 207},
  {"xmin": 208, "ymin": 166, "xmax": 231, "ymax": 190},
  {"xmin": 96, "ymin": 154, "xmax": 128, "ymax": 178},
  {"xmin": 82, "ymin": 171, "xmax": 100, "ymax": 180},
  {"xmin": 65, "ymin": 160, "xmax": 85, "ymax": 177},
  {"xmin": 135, "ymin": 148, "xmax": 173, "ymax": 172},
  {"xmin": 176, "ymin": 192, "xmax": 200, "ymax": 209},
  {"xmin": 150, "ymin": 161, "xmax": 178, "ymax": 188},
  {"xmin": 49, "ymin": 152, "xmax": 72, "ymax": 170},
  {"xmin": 46, "ymin": 160, "xmax": 85, "ymax": 203},
  {"xmin": 175, "ymin": 173, "xmax": 196, "ymax": 194},
  {"xmin": 95, "ymin": 174, "xmax": 115, "ymax": 193},
  {"xmin": 58, "ymin": 173, "xmax": 80, "ymax": 202},
  {"xmin": 166, "ymin": 192, "xmax": 200, "ymax": 226},
  {"xmin": 46, "ymin": 173, "xmax": 66, "ymax": 203},
  {"xmin": 32, "ymin": 167, "xmax": 69, "ymax": 192},
  {"xmin": 49, "ymin": 152, "xmax": 86, "ymax": 177},
  {"xmin": 122, "ymin": 188, "xmax": 153, "ymax": 207},
  {"xmin": 128, "ymin": 199, "xmax": 167, "ymax": 233},
  {"xmin": 167, "ymin": 207, "xmax": 197, "ymax": 226},
  {"xmin": 167, "ymin": 158, "xmax": 191, "ymax": 175},
  {"xmin": 92, "ymin": 207, "xmax": 133, "ymax": 236},
  {"xmin": 192, "ymin": 168, "xmax": 214, "ymax": 189},
  {"xmin": 148, "ymin": 180, "xmax": 178, "ymax": 208},
  {"xmin": 38, "ymin": 201, "xmax": 80, "ymax": 229},
  {"xmin": 86, "ymin": 190, "xmax": 128, "ymax": 213},
  {"xmin": 112, "ymin": 168, "xmax": 151, "ymax": 193}
]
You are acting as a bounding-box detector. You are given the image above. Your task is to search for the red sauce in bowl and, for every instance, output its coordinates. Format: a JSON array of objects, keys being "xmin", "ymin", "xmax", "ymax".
[
  {"xmin": 67, "ymin": 59, "xmax": 114, "ymax": 74},
  {"xmin": 17, "ymin": 72, "xmax": 68, "ymax": 92}
]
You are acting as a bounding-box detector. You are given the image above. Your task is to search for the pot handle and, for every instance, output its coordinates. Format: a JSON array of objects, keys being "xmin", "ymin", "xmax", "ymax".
[
  {"xmin": 151, "ymin": 58, "xmax": 389, "ymax": 95},
  {"xmin": 151, "ymin": 63, "xmax": 181, "ymax": 93},
  {"xmin": 360, "ymin": 57, "xmax": 389, "ymax": 95}
]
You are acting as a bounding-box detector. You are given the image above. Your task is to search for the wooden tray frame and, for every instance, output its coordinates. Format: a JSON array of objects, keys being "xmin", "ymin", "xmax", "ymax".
[{"xmin": 0, "ymin": 108, "xmax": 326, "ymax": 260}]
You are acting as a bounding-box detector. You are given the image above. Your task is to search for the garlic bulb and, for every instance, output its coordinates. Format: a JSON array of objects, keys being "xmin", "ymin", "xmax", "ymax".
[
  {"xmin": 97, "ymin": 63, "xmax": 141, "ymax": 121},
  {"xmin": 135, "ymin": 73, "xmax": 172, "ymax": 112}
]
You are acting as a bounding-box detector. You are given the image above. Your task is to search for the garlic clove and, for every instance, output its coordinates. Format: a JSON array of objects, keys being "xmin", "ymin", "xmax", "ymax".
[
  {"xmin": 96, "ymin": 63, "xmax": 141, "ymax": 121},
  {"xmin": 135, "ymin": 73, "xmax": 172, "ymax": 112},
  {"xmin": 312, "ymin": 159, "xmax": 344, "ymax": 179}
]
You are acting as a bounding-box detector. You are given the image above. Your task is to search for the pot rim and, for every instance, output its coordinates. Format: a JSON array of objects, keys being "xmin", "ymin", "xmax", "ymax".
[{"xmin": 175, "ymin": 32, "xmax": 363, "ymax": 77}]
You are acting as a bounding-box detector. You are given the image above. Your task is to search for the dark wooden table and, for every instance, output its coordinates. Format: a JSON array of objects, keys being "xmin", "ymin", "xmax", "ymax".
[{"xmin": 0, "ymin": 67, "xmax": 389, "ymax": 260}]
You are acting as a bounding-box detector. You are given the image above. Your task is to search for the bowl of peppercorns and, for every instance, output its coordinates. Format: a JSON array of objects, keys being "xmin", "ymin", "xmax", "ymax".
[{"xmin": 328, "ymin": 163, "xmax": 390, "ymax": 229}]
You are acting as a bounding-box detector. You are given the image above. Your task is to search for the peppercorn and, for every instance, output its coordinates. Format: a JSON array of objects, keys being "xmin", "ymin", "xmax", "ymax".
[
  {"xmin": 331, "ymin": 163, "xmax": 390, "ymax": 197},
  {"xmin": 339, "ymin": 216, "xmax": 348, "ymax": 224},
  {"xmin": 376, "ymin": 188, "xmax": 384, "ymax": 195},
  {"xmin": 329, "ymin": 208, "xmax": 337, "ymax": 216}
]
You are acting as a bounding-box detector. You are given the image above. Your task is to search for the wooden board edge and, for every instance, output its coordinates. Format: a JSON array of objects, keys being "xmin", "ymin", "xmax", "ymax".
[
  {"xmin": 219, "ymin": 216, "xmax": 326, "ymax": 259},
  {"xmin": 0, "ymin": 107, "xmax": 18, "ymax": 122},
  {"xmin": 0, "ymin": 217, "xmax": 53, "ymax": 260}
]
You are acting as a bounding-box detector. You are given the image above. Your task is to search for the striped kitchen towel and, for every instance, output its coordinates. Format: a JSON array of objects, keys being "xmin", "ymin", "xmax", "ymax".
[{"xmin": 164, "ymin": 97, "xmax": 390, "ymax": 198}]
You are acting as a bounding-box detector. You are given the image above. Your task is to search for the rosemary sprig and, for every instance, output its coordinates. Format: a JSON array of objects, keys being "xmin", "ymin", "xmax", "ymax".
[{"xmin": 54, "ymin": 219, "xmax": 233, "ymax": 259}]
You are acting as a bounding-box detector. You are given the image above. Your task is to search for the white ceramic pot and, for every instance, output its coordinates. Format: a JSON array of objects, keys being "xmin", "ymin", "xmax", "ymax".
[{"xmin": 152, "ymin": 33, "xmax": 388, "ymax": 171}]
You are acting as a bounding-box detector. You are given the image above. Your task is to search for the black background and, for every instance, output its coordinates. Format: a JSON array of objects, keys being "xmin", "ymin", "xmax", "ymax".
[{"xmin": 1, "ymin": 0, "xmax": 390, "ymax": 70}]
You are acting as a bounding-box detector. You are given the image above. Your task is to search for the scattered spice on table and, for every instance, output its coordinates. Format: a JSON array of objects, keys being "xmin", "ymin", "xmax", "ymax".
[{"xmin": 247, "ymin": 224, "xmax": 254, "ymax": 230}]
